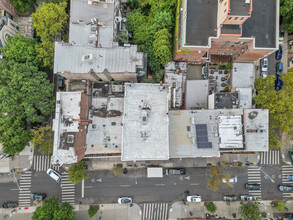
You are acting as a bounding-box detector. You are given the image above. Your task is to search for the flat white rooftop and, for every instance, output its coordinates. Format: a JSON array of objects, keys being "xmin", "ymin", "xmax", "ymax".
[
  {"xmin": 122, "ymin": 83, "xmax": 169, "ymax": 161},
  {"xmin": 232, "ymin": 63, "xmax": 255, "ymax": 88}
]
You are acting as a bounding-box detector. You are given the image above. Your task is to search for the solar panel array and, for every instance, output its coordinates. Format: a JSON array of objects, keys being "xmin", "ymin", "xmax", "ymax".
[{"xmin": 195, "ymin": 124, "xmax": 212, "ymax": 148}]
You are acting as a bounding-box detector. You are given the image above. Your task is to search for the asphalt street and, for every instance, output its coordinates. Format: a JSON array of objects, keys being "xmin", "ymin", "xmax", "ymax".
[
  {"xmin": 78, "ymin": 167, "xmax": 256, "ymax": 204},
  {"xmin": 0, "ymin": 166, "xmax": 289, "ymax": 206}
]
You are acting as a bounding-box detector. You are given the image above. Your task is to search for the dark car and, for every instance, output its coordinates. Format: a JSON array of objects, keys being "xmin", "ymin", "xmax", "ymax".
[
  {"xmin": 245, "ymin": 183, "xmax": 261, "ymax": 190},
  {"xmin": 275, "ymin": 75, "xmax": 283, "ymax": 91},
  {"xmin": 223, "ymin": 195, "xmax": 237, "ymax": 201},
  {"xmin": 3, "ymin": 201, "xmax": 18, "ymax": 208},
  {"xmin": 276, "ymin": 45, "xmax": 283, "ymax": 60},
  {"xmin": 168, "ymin": 168, "xmax": 186, "ymax": 175},
  {"xmin": 278, "ymin": 185, "xmax": 293, "ymax": 192},
  {"xmin": 58, "ymin": 76, "xmax": 65, "ymax": 89},
  {"xmin": 240, "ymin": 195, "xmax": 253, "ymax": 201},
  {"xmin": 30, "ymin": 193, "xmax": 46, "ymax": 201},
  {"xmin": 276, "ymin": 62, "xmax": 283, "ymax": 74}
]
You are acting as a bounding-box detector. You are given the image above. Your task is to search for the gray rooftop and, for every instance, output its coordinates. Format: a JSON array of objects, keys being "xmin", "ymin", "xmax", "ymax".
[
  {"xmin": 69, "ymin": 0, "xmax": 115, "ymax": 47},
  {"xmin": 185, "ymin": 80, "xmax": 209, "ymax": 109},
  {"xmin": 185, "ymin": 0, "xmax": 217, "ymax": 46},
  {"xmin": 229, "ymin": 0, "xmax": 251, "ymax": 16},
  {"xmin": 242, "ymin": 0, "xmax": 277, "ymax": 48},
  {"xmin": 236, "ymin": 87, "xmax": 252, "ymax": 109},
  {"xmin": 169, "ymin": 109, "xmax": 269, "ymax": 158},
  {"xmin": 52, "ymin": 92, "xmax": 81, "ymax": 165},
  {"xmin": 122, "ymin": 83, "xmax": 169, "ymax": 161},
  {"xmin": 244, "ymin": 109, "xmax": 269, "ymax": 152},
  {"xmin": 232, "ymin": 63, "xmax": 254, "ymax": 88},
  {"xmin": 54, "ymin": 42, "xmax": 144, "ymax": 74}
]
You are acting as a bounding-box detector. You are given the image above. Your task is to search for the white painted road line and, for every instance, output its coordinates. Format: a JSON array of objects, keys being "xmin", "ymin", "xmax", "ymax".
[
  {"xmin": 190, "ymin": 183, "xmax": 199, "ymax": 185},
  {"xmin": 120, "ymin": 185, "xmax": 131, "ymax": 187},
  {"xmin": 155, "ymin": 184, "xmax": 165, "ymax": 186}
]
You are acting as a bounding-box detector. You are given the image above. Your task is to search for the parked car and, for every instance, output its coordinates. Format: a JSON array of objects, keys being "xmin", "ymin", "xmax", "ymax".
[
  {"xmin": 261, "ymin": 58, "xmax": 268, "ymax": 72},
  {"xmin": 223, "ymin": 195, "xmax": 237, "ymax": 201},
  {"xmin": 276, "ymin": 45, "xmax": 283, "ymax": 60},
  {"xmin": 46, "ymin": 168, "xmax": 61, "ymax": 182},
  {"xmin": 168, "ymin": 168, "xmax": 186, "ymax": 175},
  {"xmin": 276, "ymin": 62, "xmax": 283, "ymax": 74},
  {"xmin": 288, "ymin": 175, "xmax": 293, "ymax": 181},
  {"xmin": 278, "ymin": 185, "xmax": 293, "ymax": 192},
  {"xmin": 30, "ymin": 193, "xmax": 46, "ymax": 201},
  {"xmin": 2, "ymin": 201, "xmax": 18, "ymax": 208},
  {"xmin": 222, "ymin": 176, "xmax": 237, "ymax": 184},
  {"xmin": 245, "ymin": 183, "xmax": 261, "ymax": 190},
  {"xmin": 275, "ymin": 75, "xmax": 283, "ymax": 91},
  {"xmin": 187, "ymin": 195, "xmax": 202, "ymax": 202},
  {"xmin": 118, "ymin": 197, "xmax": 132, "ymax": 204},
  {"xmin": 240, "ymin": 195, "xmax": 253, "ymax": 201},
  {"xmin": 58, "ymin": 76, "xmax": 65, "ymax": 89},
  {"xmin": 279, "ymin": 31, "xmax": 284, "ymax": 44}
]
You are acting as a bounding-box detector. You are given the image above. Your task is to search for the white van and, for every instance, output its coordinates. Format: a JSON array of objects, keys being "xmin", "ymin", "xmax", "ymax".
[{"xmin": 47, "ymin": 168, "xmax": 61, "ymax": 182}]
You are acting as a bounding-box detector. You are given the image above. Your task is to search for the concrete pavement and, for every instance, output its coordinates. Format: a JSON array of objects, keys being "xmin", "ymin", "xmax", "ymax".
[{"xmin": 169, "ymin": 200, "xmax": 293, "ymax": 220}]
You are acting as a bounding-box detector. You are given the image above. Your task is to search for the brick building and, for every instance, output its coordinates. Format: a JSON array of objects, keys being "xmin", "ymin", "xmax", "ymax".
[
  {"xmin": 0, "ymin": 0, "xmax": 16, "ymax": 18},
  {"xmin": 175, "ymin": 0, "xmax": 279, "ymax": 63}
]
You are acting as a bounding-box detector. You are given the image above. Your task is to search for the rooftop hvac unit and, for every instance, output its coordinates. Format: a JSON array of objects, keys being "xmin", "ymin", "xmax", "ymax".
[
  {"xmin": 82, "ymin": 54, "xmax": 93, "ymax": 62},
  {"xmin": 88, "ymin": 0, "xmax": 100, "ymax": 5}
]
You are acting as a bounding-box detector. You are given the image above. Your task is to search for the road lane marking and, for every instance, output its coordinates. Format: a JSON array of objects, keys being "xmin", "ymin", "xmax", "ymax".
[
  {"xmin": 120, "ymin": 185, "xmax": 131, "ymax": 187},
  {"xmin": 190, "ymin": 183, "xmax": 199, "ymax": 185},
  {"xmin": 155, "ymin": 184, "xmax": 165, "ymax": 186}
]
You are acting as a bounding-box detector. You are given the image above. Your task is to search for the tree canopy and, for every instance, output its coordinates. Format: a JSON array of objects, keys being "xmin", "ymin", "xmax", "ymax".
[
  {"xmin": 68, "ymin": 160, "xmax": 88, "ymax": 184},
  {"xmin": 126, "ymin": 0, "xmax": 177, "ymax": 76},
  {"xmin": 2, "ymin": 34, "xmax": 39, "ymax": 67},
  {"xmin": 205, "ymin": 202, "xmax": 217, "ymax": 214},
  {"xmin": 31, "ymin": 125, "xmax": 54, "ymax": 155},
  {"xmin": 32, "ymin": 2, "xmax": 68, "ymax": 41},
  {"xmin": 32, "ymin": 2, "xmax": 68, "ymax": 68},
  {"xmin": 32, "ymin": 197, "xmax": 76, "ymax": 220},
  {"xmin": 239, "ymin": 202, "xmax": 261, "ymax": 220},
  {"xmin": 10, "ymin": 0, "xmax": 36, "ymax": 14},
  {"xmin": 207, "ymin": 166, "xmax": 231, "ymax": 191},
  {"xmin": 254, "ymin": 72, "xmax": 293, "ymax": 134},
  {"xmin": 280, "ymin": 0, "xmax": 293, "ymax": 33},
  {"xmin": 0, "ymin": 60, "xmax": 54, "ymax": 154}
]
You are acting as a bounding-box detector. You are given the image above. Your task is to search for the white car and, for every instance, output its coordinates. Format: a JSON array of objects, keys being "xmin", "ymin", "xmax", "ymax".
[
  {"xmin": 222, "ymin": 176, "xmax": 237, "ymax": 184},
  {"xmin": 187, "ymin": 195, "xmax": 202, "ymax": 202},
  {"xmin": 118, "ymin": 197, "xmax": 132, "ymax": 204},
  {"xmin": 261, "ymin": 58, "xmax": 268, "ymax": 72},
  {"xmin": 46, "ymin": 168, "xmax": 61, "ymax": 182}
]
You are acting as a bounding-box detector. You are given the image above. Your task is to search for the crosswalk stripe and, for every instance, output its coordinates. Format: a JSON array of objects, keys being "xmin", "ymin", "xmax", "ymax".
[
  {"xmin": 142, "ymin": 203, "xmax": 168, "ymax": 220},
  {"xmin": 260, "ymin": 150, "xmax": 280, "ymax": 165}
]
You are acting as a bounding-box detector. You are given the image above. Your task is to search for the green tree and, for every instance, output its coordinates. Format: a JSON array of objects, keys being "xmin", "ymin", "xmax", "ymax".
[
  {"xmin": 0, "ymin": 60, "xmax": 54, "ymax": 154},
  {"xmin": 41, "ymin": 0, "xmax": 67, "ymax": 3},
  {"xmin": 254, "ymin": 74, "xmax": 293, "ymax": 133},
  {"xmin": 280, "ymin": 0, "xmax": 293, "ymax": 33},
  {"xmin": 153, "ymin": 28, "xmax": 172, "ymax": 66},
  {"xmin": 151, "ymin": 11, "xmax": 174, "ymax": 32},
  {"xmin": 126, "ymin": 10, "xmax": 148, "ymax": 33},
  {"xmin": 88, "ymin": 205, "xmax": 99, "ymax": 218},
  {"xmin": 36, "ymin": 41, "xmax": 55, "ymax": 68},
  {"xmin": 32, "ymin": 2, "xmax": 68, "ymax": 41},
  {"xmin": 32, "ymin": 197, "xmax": 76, "ymax": 220},
  {"xmin": 276, "ymin": 201, "xmax": 286, "ymax": 211},
  {"xmin": 0, "ymin": 116, "xmax": 31, "ymax": 155},
  {"xmin": 239, "ymin": 202, "xmax": 261, "ymax": 220},
  {"xmin": 2, "ymin": 34, "xmax": 39, "ymax": 66},
  {"xmin": 207, "ymin": 166, "xmax": 231, "ymax": 191},
  {"xmin": 31, "ymin": 126, "xmax": 54, "ymax": 155},
  {"xmin": 205, "ymin": 202, "xmax": 217, "ymax": 214},
  {"xmin": 10, "ymin": 0, "xmax": 36, "ymax": 14},
  {"xmin": 68, "ymin": 161, "xmax": 88, "ymax": 184}
]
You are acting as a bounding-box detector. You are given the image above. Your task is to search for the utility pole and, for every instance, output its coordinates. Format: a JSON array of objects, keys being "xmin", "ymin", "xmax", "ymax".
[{"xmin": 10, "ymin": 169, "xmax": 22, "ymax": 191}]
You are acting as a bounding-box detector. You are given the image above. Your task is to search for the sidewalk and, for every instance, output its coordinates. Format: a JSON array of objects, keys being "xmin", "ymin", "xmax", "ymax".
[
  {"xmin": 0, "ymin": 204, "xmax": 142, "ymax": 220},
  {"xmin": 169, "ymin": 200, "xmax": 293, "ymax": 220},
  {"xmin": 281, "ymin": 132, "xmax": 293, "ymax": 165}
]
